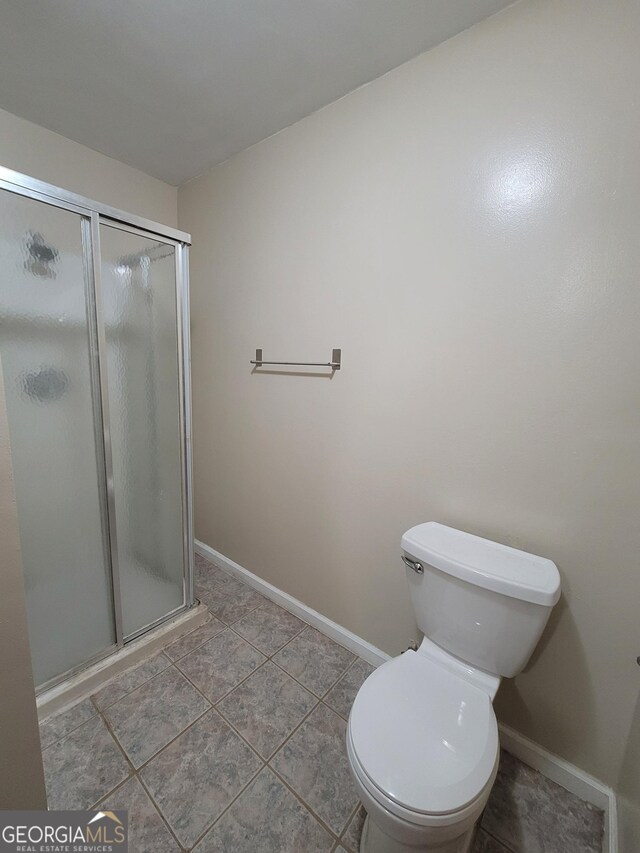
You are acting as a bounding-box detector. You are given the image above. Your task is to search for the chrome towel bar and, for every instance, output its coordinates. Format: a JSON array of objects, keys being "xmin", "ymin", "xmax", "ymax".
[{"xmin": 251, "ymin": 348, "xmax": 341, "ymax": 370}]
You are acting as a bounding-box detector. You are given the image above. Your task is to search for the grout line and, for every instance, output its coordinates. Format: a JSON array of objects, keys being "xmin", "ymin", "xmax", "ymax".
[
  {"xmin": 267, "ymin": 762, "xmax": 343, "ymax": 843},
  {"xmin": 479, "ymin": 825, "xmax": 518, "ymax": 853},
  {"xmin": 320, "ymin": 656, "xmax": 359, "ymax": 700},
  {"xmin": 198, "ymin": 577, "xmax": 268, "ymax": 627},
  {"xmin": 95, "ymin": 700, "xmax": 142, "ymax": 775},
  {"xmin": 89, "ymin": 773, "xmax": 134, "ymax": 812},
  {"xmin": 87, "ymin": 711, "xmax": 137, "ymax": 810},
  {"xmin": 338, "ymin": 801, "xmax": 363, "ymax": 852},
  {"xmin": 94, "ymin": 656, "xmax": 180, "ymax": 713},
  {"xmin": 323, "ymin": 698, "xmax": 350, "ymax": 723},
  {"xmin": 185, "ymin": 763, "xmax": 265, "ymax": 851},
  {"xmin": 175, "ymin": 632, "xmax": 268, "ymax": 706},
  {"xmin": 231, "ymin": 609, "xmax": 308, "ymax": 651},
  {"xmin": 147, "ymin": 704, "xmax": 218, "ymax": 772},
  {"xmin": 276, "ymin": 616, "xmax": 357, "ymax": 658},
  {"xmin": 88, "ymin": 650, "xmax": 173, "ymax": 713},
  {"xmin": 86, "ymin": 694, "xmax": 134, "ymax": 774},
  {"xmin": 269, "ymin": 640, "xmax": 357, "ymax": 702},
  {"xmin": 137, "ymin": 769, "xmax": 193, "ymax": 852},
  {"xmin": 209, "ymin": 658, "xmax": 269, "ymax": 709},
  {"xmin": 200, "ymin": 626, "xmax": 318, "ymax": 708},
  {"xmin": 204, "ymin": 600, "xmax": 266, "ymax": 627},
  {"xmin": 38, "ymin": 704, "xmax": 101, "ymax": 752},
  {"xmin": 224, "ymin": 616, "xmax": 306, "ymax": 658},
  {"xmin": 164, "ymin": 617, "xmax": 226, "ymax": 663},
  {"xmin": 105, "ymin": 687, "xmax": 213, "ymax": 776},
  {"xmin": 262, "ymin": 621, "xmax": 312, "ymax": 657},
  {"xmin": 90, "ymin": 768, "xmax": 187, "ymax": 853},
  {"xmin": 218, "ymin": 682, "xmax": 320, "ymax": 763},
  {"xmin": 264, "ymin": 719, "xmax": 358, "ymax": 840},
  {"xmin": 209, "ymin": 703, "xmax": 273, "ymax": 765},
  {"xmin": 336, "ymin": 655, "xmax": 358, "ymax": 677}
]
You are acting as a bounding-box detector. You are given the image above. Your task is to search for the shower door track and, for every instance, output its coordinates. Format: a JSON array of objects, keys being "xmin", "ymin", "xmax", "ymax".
[{"xmin": 0, "ymin": 166, "xmax": 195, "ymax": 695}]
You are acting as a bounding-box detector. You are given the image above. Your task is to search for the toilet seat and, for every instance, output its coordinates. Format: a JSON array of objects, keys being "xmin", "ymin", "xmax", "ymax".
[{"xmin": 348, "ymin": 651, "xmax": 499, "ymax": 823}]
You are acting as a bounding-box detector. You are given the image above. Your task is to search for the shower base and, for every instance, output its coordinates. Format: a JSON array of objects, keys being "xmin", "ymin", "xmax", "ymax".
[{"xmin": 36, "ymin": 602, "xmax": 208, "ymax": 720}]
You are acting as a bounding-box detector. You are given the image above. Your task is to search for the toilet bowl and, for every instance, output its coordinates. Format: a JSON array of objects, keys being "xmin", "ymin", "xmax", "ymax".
[
  {"xmin": 346, "ymin": 522, "xmax": 560, "ymax": 853},
  {"xmin": 347, "ymin": 644, "xmax": 499, "ymax": 853}
]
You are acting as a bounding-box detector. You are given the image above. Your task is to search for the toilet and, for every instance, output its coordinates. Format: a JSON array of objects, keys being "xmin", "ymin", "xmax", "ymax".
[{"xmin": 346, "ymin": 522, "xmax": 561, "ymax": 853}]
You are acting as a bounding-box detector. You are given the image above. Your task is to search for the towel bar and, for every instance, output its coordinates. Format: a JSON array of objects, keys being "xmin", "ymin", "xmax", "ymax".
[{"xmin": 250, "ymin": 348, "xmax": 341, "ymax": 370}]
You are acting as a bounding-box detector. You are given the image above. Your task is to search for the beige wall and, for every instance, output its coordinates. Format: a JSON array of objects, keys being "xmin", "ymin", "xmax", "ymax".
[
  {"xmin": 618, "ymin": 688, "xmax": 640, "ymax": 850},
  {"xmin": 0, "ymin": 358, "xmax": 47, "ymax": 808},
  {"xmin": 0, "ymin": 107, "xmax": 177, "ymax": 225},
  {"xmin": 179, "ymin": 0, "xmax": 640, "ymax": 787}
]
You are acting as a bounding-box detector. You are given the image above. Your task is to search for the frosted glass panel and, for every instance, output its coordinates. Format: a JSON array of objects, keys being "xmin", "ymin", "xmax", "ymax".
[
  {"xmin": 0, "ymin": 191, "xmax": 115, "ymax": 685},
  {"xmin": 100, "ymin": 224, "xmax": 184, "ymax": 636}
]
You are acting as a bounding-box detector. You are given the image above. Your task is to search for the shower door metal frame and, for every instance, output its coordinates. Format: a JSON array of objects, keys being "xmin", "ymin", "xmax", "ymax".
[{"xmin": 0, "ymin": 166, "xmax": 194, "ymax": 691}]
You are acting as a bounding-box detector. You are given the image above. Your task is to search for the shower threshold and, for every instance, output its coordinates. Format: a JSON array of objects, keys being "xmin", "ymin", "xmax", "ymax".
[{"xmin": 36, "ymin": 603, "xmax": 209, "ymax": 720}]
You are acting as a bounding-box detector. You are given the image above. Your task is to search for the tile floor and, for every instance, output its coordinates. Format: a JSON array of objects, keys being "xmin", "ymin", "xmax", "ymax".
[{"xmin": 38, "ymin": 553, "xmax": 604, "ymax": 853}]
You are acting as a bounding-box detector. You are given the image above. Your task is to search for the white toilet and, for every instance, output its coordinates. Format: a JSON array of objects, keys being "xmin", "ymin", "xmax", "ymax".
[{"xmin": 346, "ymin": 522, "xmax": 561, "ymax": 853}]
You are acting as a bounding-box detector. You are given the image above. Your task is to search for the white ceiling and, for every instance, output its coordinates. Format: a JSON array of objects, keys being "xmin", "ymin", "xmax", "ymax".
[{"xmin": 0, "ymin": 0, "xmax": 514, "ymax": 185}]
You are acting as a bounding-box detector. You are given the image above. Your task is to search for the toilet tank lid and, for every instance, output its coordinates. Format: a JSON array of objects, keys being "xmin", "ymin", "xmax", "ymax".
[{"xmin": 401, "ymin": 523, "xmax": 561, "ymax": 606}]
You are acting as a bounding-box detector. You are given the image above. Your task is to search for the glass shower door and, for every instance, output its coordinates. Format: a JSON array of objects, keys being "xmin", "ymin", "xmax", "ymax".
[
  {"xmin": 0, "ymin": 191, "xmax": 116, "ymax": 686},
  {"xmin": 99, "ymin": 223, "xmax": 185, "ymax": 637}
]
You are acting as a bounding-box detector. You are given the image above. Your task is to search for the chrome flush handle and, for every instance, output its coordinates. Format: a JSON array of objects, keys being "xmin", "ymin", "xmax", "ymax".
[{"xmin": 401, "ymin": 554, "xmax": 424, "ymax": 574}]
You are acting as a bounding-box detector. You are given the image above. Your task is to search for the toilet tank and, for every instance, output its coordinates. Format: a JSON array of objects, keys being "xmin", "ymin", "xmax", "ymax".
[{"xmin": 401, "ymin": 523, "xmax": 561, "ymax": 678}]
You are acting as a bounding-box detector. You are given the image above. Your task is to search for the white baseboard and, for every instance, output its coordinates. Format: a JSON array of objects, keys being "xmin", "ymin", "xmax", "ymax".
[
  {"xmin": 195, "ymin": 539, "xmax": 615, "ymax": 853},
  {"xmin": 498, "ymin": 724, "xmax": 617, "ymax": 853},
  {"xmin": 194, "ymin": 540, "xmax": 389, "ymax": 668}
]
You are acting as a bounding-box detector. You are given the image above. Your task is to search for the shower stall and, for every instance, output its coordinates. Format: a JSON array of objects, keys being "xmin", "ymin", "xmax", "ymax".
[{"xmin": 0, "ymin": 167, "xmax": 194, "ymax": 692}]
